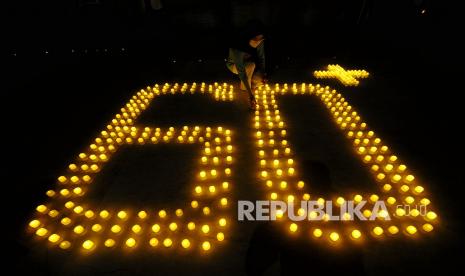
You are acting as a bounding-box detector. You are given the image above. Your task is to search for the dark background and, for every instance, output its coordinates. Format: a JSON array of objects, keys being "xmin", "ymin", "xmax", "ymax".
[{"xmin": 5, "ymin": 0, "xmax": 464, "ymax": 275}]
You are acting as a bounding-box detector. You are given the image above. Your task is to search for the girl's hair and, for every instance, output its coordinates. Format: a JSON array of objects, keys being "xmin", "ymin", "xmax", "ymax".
[
  {"xmin": 230, "ymin": 19, "xmax": 266, "ymax": 53},
  {"xmin": 243, "ymin": 19, "xmax": 265, "ymax": 40}
]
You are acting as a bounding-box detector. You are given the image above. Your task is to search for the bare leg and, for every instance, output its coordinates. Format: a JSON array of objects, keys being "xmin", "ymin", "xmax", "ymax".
[
  {"xmin": 240, "ymin": 62, "xmax": 256, "ymax": 91},
  {"xmin": 245, "ymin": 62, "xmax": 256, "ymax": 91}
]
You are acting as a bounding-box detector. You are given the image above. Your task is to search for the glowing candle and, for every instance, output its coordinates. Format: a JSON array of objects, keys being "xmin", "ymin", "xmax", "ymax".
[
  {"xmin": 329, "ymin": 232, "xmax": 340, "ymax": 242},
  {"xmin": 351, "ymin": 229, "xmax": 362, "ymax": 239},
  {"xmin": 373, "ymin": 226, "xmax": 383, "ymax": 236},
  {"xmin": 388, "ymin": 226, "xmax": 399, "ymax": 235},
  {"xmin": 289, "ymin": 223, "xmax": 298, "ymax": 233},
  {"xmin": 82, "ymin": 240, "xmax": 95, "ymax": 250},
  {"xmin": 163, "ymin": 238, "xmax": 173, "ymax": 248},
  {"xmin": 202, "ymin": 241, "xmax": 211, "ymax": 251},
  {"xmin": 406, "ymin": 225, "xmax": 417, "ymax": 235},
  {"xmin": 181, "ymin": 239, "xmax": 191, "ymax": 249}
]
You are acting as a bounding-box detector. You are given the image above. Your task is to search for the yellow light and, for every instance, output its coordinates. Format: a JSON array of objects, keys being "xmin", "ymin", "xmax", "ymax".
[
  {"xmin": 163, "ymin": 238, "xmax": 173, "ymax": 248},
  {"xmin": 354, "ymin": 194, "xmax": 363, "ymax": 203},
  {"xmin": 342, "ymin": 212, "xmax": 352, "ymax": 220},
  {"xmin": 289, "ymin": 223, "xmax": 298, "ymax": 233},
  {"xmin": 426, "ymin": 211, "xmax": 437, "ymax": 221},
  {"xmin": 388, "ymin": 226, "xmax": 399, "ymax": 235},
  {"xmin": 373, "ymin": 226, "xmax": 383, "ymax": 236},
  {"xmin": 92, "ymin": 224, "xmax": 102, "ymax": 232},
  {"xmin": 84, "ymin": 210, "xmax": 94, "ymax": 218},
  {"xmin": 406, "ymin": 225, "xmax": 417, "ymax": 235},
  {"xmin": 105, "ymin": 239, "xmax": 115, "ymax": 248},
  {"xmin": 132, "ymin": 224, "xmax": 142, "ymax": 234},
  {"xmin": 414, "ymin": 186, "xmax": 424, "ymax": 194},
  {"xmin": 208, "ymin": 186, "xmax": 216, "ymax": 193},
  {"xmin": 219, "ymin": 218, "xmax": 227, "ymax": 227},
  {"xmin": 392, "ymin": 174, "xmax": 402, "ymax": 183},
  {"xmin": 176, "ymin": 209, "xmax": 183, "ymax": 217},
  {"xmin": 59, "ymin": 241, "xmax": 71, "ymax": 249},
  {"xmin": 217, "ymin": 232, "xmax": 225, "ymax": 241},
  {"xmin": 400, "ymin": 185, "xmax": 410, "ymax": 193},
  {"xmin": 422, "ymin": 223, "xmax": 434, "ymax": 232},
  {"xmin": 169, "ymin": 222, "xmax": 178, "ymax": 231},
  {"xmin": 61, "ymin": 217, "xmax": 71, "ymax": 226},
  {"xmin": 201, "ymin": 224, "xmax": 210, "ymax": 234},
  {"xmin": 220, "ymin": 198, "xmax": 228, "ymax": 206},
  {"xmin": 195, "ymin": 186, "xmax": 202, "ymax": 194},
  {"xmin": 188, "ymin": 222, "xmax": 196, "ymax": 230},
  {"xmin": 222, "ymin": 181, "xmax": 229, "ymax": 189},
  {"xmin": 312, "ymin": 229, "xmax": 323, "ymax": 238},
  {"xmin": 73, "ymin": 205, "xmax": 83, "ymax": 214},
  {"xmin": 395, "ymin": 208, "xmax": 406, "ymax": 217},
  {"xmin": 211, "ymin": 169, "xmax": 217, "ymax": 177},
  {"xmin": 36, "ymin": 205, "xmax": 47, "ymax": 213},
  {"xmin": 351, "ymin": 230, "xmax": 362, "ymax": 239},
  {"xmin": 378, "ymin": 210, "xmax": 389, "ymax": 218},
  {"xmin": 73, "ymin": 225, "xmax": 85, "ymax": 235},
  {"xmin": 48, "ymin": 234, "xmax": 61, "ymax": 243},
  {"xmin": 405, "ymin": 196, "xmax": 415, "ymax": 204},
  {"xmin": 336, "ymin": 197, "xmax": 345, "ymax": 206},
  {"xmin": 421, "ymin": 198, "xmax": 431, "ymax": 205},
  {"xmin": 149, "ymin": 238, "xmax": 159, "ymax": 247},
  {"xmin": 199, "ymin": 171, "xmax": 207, "ymax": 178},
  {"xmin": 100, "ymin": 210, "xmax": 110, "ymax": 219},
  {"xmin": 29, "ymin": 220, "xmax": 40, "ymax": 228},
  {"xmin": 261, "ymin": 178, "xmax": 271, "ymax": 187},
  {"xmin": 82, "ymin": 240, "xmax": 95, "ymax": 250},
  {"xmin": 376, "ymin": 173, "xmax": 385, "ymax": 181},
  {"xmin": 202, "ymin": 241, "xmax": 211, "ymax": 251},
  {"xmin": 405, "ymin": 175, "xmax": 415, "ymax": 183},
  {"xmin": 270, "ymin": 192, "xmax": 278, "ymax": 200},
  {"xmin": 138, "ymin": 211, "xmax": 147, "ymax": 219},
  {"xmin": 329, "ymin": 232, "xmax": 340, "ymax": 242},
  {"xmin": 111, "ymin": 225, "xmax": 121, "ymax": 234},
  {"xmin": 387, "ymin": 197, "xmax": 396, "ymax": 205},
  {"xmin": 126, "ymin": 238, "xmax": 136, "ymax": 248},
  {"xmin": 191, "ymin": 201, "xmax": 199, "ymax": 208},
  {"xmin": 203, "ymin": 207, "xmax": 211, "ymax": 215},
  {"xmin": 158, "ymin": 210, "xmax": 167, "ymax": 218},
  {"xmin": 151, "ymin": 224, "xmax": 161, "ymax": 233},
  {"xmin": 36, "ymin": 227, "xmax": 48, "ymax": 237},
  {"xmin": 181, "ymin": 239, "xmax": 191, "ymax": 249},
  {"xmin": 117, "ymin": 210, "xmax": 127, "ymax": 220}
]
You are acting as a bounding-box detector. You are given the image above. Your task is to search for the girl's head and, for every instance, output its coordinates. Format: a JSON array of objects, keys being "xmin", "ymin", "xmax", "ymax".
[
  {"xmin": 243, "ymin": 20, "xmax": 265, "ymax": 48},
  {"xmin": 249, "ymin": 34, "xmax": 265, "ymax": 48}
]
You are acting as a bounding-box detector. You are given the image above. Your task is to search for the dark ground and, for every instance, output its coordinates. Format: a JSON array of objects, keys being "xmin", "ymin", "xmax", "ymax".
[{"xmin": 5, "ymin": 10, "xmax": 465, "ymax": 275}]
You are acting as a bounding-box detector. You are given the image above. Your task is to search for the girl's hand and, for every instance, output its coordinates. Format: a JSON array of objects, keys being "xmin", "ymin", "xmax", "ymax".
[{"xmin": 249, "ymin": 96, "xmax": 257, "ymax": 111}]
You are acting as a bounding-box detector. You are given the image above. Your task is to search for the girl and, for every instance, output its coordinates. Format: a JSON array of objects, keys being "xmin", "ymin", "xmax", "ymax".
[{"xmin": 226, "ymin": 21, "xmax": 267, "ymax": 110}]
